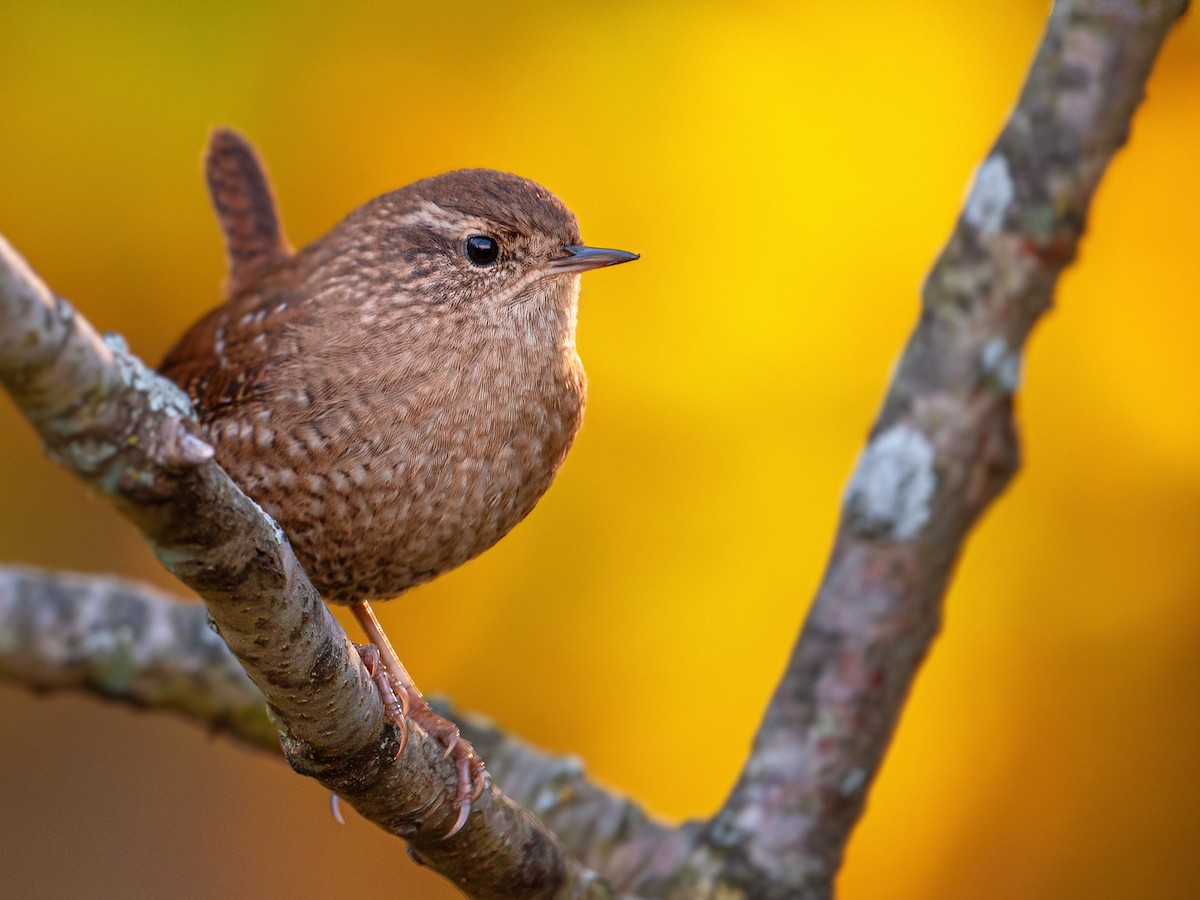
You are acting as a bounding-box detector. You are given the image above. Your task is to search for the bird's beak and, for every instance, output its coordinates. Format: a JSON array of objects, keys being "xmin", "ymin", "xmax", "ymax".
[{"xmin": 549, "ymin": 245, "xmax": 640, "ymax": 273}]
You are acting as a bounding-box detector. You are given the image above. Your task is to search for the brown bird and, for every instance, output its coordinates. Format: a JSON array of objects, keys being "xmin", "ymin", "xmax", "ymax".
[{"xmin": 160, "ymin": 128, "xmax": 637, "ymax": 834}]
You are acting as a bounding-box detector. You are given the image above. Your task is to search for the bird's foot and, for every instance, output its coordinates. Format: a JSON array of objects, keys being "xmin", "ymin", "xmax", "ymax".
[
  {"xmin": 406, "ymin": 699, "xmax": 488, "ymax": 837},
  {"xmin": 352, "ymin": 638, "xmax": 487, "ymax": 837}
]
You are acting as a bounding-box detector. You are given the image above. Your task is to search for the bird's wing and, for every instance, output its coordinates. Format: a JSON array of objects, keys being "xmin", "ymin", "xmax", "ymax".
[
  {"xmin": 158, "ymin": 283, "xmax": 302, "ymax": 421},
  {"xmin": 206, "ymin": 127, "xmax": 292, "ymax": 297}
]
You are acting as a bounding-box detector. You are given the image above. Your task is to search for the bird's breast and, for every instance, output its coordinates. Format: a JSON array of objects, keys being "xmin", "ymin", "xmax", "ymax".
[{"xmin": 210, "ymin": 317, "xmax": 587, "ymax": 603}]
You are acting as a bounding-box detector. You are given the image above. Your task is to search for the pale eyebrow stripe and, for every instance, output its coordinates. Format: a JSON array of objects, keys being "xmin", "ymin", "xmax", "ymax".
[{"xmin": 393, "ymin": 200, "xmax": 491, "ymax": 235}]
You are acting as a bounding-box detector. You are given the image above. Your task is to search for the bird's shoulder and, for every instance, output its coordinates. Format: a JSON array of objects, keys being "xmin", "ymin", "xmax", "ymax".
[{"xmin": 158, "ymin": 275, "xmax": 309, "ymax": 419}]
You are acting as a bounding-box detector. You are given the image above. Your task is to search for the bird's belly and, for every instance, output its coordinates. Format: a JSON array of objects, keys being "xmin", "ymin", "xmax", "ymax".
[{"xmin": 211, "ymin": 380, "xmax": 584, "ymax": 603}]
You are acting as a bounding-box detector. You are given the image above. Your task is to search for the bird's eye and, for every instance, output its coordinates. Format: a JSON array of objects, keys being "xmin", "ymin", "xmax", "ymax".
[{"xmin": 464, "ymin": 234, "xmax": 500, "ymax": 266}]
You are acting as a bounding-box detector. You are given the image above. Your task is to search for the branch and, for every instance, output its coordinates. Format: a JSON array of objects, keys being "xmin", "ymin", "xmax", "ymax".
[
  {"xmin": 0, "ymin": 564, "xmax": 696, "ymax": 893},
  {"xmin": 0, "ymin": 237, "xmax": 616, "ymax": 898},
  {"xmin": 0, "ymin": 565, "xmax": 276, "ymax": 749},
  {"xmin": 669, "ymin": 1, "xmax": 1188, "ymax": 897}
]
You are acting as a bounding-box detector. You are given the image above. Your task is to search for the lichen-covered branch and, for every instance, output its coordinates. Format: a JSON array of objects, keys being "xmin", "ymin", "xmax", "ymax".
[
  {"xmin": 0, "ymin": 237, "xmax": 612, "ymax": 899},
  {"xmin": 0, "ymin": 563, "xmax": 695, "ymax": 895},
  {"xmin": 0, "ymin": 565, "xmax": 277, "ymax": 748},
  {"xmin": 665, "ymin": 2, "xmax": 1188, "ymax": 898}
]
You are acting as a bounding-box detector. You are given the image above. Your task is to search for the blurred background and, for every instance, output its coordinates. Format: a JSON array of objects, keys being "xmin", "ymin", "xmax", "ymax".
[{"xmin": 2, "ymin": 2, "xmax": 1198, "ymax": 898}]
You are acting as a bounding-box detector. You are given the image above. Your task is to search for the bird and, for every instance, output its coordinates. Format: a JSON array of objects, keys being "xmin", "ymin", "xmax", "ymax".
[{"xmin": 159, "ymin": 128, "xmax": 638, "ymax": 835}]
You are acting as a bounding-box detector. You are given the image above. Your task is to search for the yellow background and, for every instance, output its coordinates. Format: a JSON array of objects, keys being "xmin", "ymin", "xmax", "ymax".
[{"xmin": 2, "ymin": 2, "xmax": 1199, "ymax": 898}]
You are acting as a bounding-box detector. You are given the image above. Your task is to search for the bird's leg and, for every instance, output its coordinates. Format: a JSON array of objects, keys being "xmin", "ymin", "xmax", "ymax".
[{"xmin": 350, "ymin": 600, "xmax": 487, "ymax": 837}]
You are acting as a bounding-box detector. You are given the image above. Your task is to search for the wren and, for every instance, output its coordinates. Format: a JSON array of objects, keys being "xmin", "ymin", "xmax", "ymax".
[{"xmin": 160, "ymin": 128, "xmax": 637, "ymax": 834}]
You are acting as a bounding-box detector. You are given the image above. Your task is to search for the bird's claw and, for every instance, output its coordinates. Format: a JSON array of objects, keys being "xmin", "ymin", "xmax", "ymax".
[
  {"xmin": 408, "ymin": 704, "xmax": 488, "ymax": 837},
  {"xmin": 354, "ymin": 641, "xmax": 487, "ymax": 837}
]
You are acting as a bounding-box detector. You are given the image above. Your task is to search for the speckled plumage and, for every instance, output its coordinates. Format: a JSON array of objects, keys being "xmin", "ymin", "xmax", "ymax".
[{"xmin": 161, "ymin": 131, "xmax": 626, "ymax": 605}]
